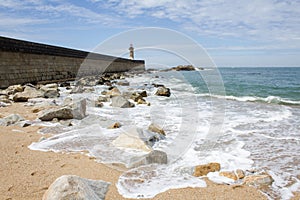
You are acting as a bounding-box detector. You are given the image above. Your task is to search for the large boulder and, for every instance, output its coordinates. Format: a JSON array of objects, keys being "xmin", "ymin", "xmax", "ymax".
[
  {"xmin": 111, "ymin": 96, "xmax": 134, "ymax": 108},
  {"xmin": 42, "ymin": 175, "xmax": 110, "ymax": 200},
  {"xmin": 13, "ymin": 86, "xmax": 44, "ymax": 102},
  {"xmin": 193, "ymin": 162, "xmax": 221, "ymax": 177},
  {"xmin": 155, "ymin": 86, "xmax": 171, "ymax": 97},
  {"xmin": 39, "ymin": 99, "xmax": 86, "ymax": 121}
]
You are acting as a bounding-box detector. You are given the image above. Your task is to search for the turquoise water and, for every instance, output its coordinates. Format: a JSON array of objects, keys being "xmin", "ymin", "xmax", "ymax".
[{"xmin": 181, "ymin": 67, "xmax": 300, "ymax": 105}]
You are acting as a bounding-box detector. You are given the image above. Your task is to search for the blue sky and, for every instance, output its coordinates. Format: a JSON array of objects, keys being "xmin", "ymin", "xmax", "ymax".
[{"xmin": 1, "ymin": 0, "xmax": 300, "ymax": 67}]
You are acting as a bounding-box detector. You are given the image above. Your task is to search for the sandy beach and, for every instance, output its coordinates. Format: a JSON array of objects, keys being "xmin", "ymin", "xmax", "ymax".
[{"xmin": 0, "ymin": 102, "xmax": 272, "ymax": 200}]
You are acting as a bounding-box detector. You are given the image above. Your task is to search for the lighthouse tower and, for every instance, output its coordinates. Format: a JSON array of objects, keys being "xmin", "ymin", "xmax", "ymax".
[{"xmin": 129, "ymin": 44, "xmax": 134, "ymax": 60}]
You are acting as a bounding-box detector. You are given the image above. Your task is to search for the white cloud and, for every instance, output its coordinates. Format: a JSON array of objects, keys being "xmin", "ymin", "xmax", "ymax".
[{"xmin": 100, "ymin": 0, "xmax": 300, "ymax": 41}]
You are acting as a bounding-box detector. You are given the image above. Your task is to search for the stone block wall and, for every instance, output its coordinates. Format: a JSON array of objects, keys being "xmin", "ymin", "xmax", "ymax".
[{"xmin": 0, "ymin": 36, "xmax": 145, "ymax": 88}]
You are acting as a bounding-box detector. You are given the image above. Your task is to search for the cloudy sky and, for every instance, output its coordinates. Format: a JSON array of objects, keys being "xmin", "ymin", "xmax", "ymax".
[{"xmin": 1, "ymin": 0, "xmax": 300, "ymax": 67}]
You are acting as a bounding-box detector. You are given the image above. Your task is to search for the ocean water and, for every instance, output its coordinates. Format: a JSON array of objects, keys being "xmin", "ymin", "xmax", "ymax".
[{"xmin": 29, "ymin": 67, "xmax": 300, "ymax": 199}]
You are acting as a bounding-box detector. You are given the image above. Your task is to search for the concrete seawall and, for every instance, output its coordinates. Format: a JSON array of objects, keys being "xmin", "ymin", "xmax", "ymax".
[{"xmin": 0, "ymin": 36, "xmax": 145, "ymax": 88}]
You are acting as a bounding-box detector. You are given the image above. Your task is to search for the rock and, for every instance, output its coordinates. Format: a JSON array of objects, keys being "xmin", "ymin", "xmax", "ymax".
[
  {"xmin": 145, "ymin": 150, "xmax": 168, "ymax": 165},
  {"xmin": 6, "ymin": 84, "xmax": 24, "ymax": 95},
  {"xmin": 38, "ymin": 107, "xmax": 74, "ymax": 121},
  {"xmin": 139, "ymin": 90, "xmax": 147, "ymax": 97},
  {"xmin": 171, "ymin": 65, "xmax": 196, "ymax": 71},
  {"xmin": 219, "ymin": 171, "xmax": 238, "ymax": 180},
  {"xmin": 130, "ymin": 92, "xmax": 144, "ymax": 102},
  {"xmin": 106, "ymin": 87, "xmax": 121, "ymax": 97},
  {"xmin": 155, "ymin": 86, "xmax": 171, "ymax": 97},
  {"xmin": 101, "ymin": 90, "xmax": 107, "ymax": 95},
  {"xmin": 148, "ymin": 123, "xmax": 166, "ymax": 136},
  {"xmin": 193, "ymin": 162, "xmax": 221, "ymax": 177},
  {"xmin": 97, "ymin": 96, "xmax": 109, "ymax": 102},
  {"xmin": 137, "ymin": 98, "xmax": 147, "ymax": 105},
  {"xmin": 66, "ymin": 98, "xmax": 87, "ymax": 120},
  {"xmin": 111, "ymin": 96, "xmax": 135, "ymax": 108},
  {"xmin": 13, "ymin": 86, "xmax": 44, "ymax": 102},
  {"xmin": 0, "ymin": 94, "xmax": 10, "ymax": 103},
  {"xmin": 107, "ymin": 122, "xmax": 121, "ymax": 129},
  {"xmin": 243, "ymin": 174, "xmax": 274, "ymax": 187},
  {"xmin": 219, "ymin": 170, "xmax": 244, "ymax": 181},
  {"xmin": 112, "ymin": 126, "xmax": 164, "ymax": 152},
  {"xmin": 152, "ymin": 83, "xmax": 165, "ymax": 88},
  {"xmin": 0, "ymin": 114, "xmax": 25, "ymax": 126},
  {"xmin": 40, "ymin": 84, "xmax": 60, "ymax": 98},
  {"xmin": 70, "ymin": 85, "xmax": 84, "ymax": 94},
  {"xmin": 236, "ymin": 169, "xmax": 245, "ymax": 179},
  {"xmin": 112, "ymin": 131, "xmax": 152, "ymax": 152},
  {"xmin": 42, "ymin": 175, "xmax": 110, "ymax": 200},
  {"xmin": 116, "ymin": 80, "xmax": 130, "ymax": 86},
  {"xmin": 95, "ymin": 101, "xmax": 104, "ymax": 107},
  {"xmin": 39, "ymin": 99, "xmax": 86, "ymax": 121},
  {"xmin": 59, "ymin": 82, "xmax": 71, "ymax": 87},
  {"xmin": 129, "ymin": 150, "xmax": 168, "ymax": 168}
]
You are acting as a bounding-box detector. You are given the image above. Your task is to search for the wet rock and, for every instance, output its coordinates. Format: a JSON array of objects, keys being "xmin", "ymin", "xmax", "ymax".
[
  {"xmin": 243, "ymin": 174, "xmax": 274, "ymax": 187},
  {"xmin": 130, "ymin": 92, "xmax": 144, "ymax": 102},
  {"xmin": 13, "ymin": 86, "xmax": 44, "ymax": 102},
  {"xmin": 70, "ymin": 85, "xmax": 84, "ymax": 94},
  {"xmin": 219, "ymin": 169, "xmax": 245, "ymax": 181},
  {"xmin": 139, "ymin": 90, "xmax": 147, "ymax": 97},
  {"xmin": 155, "ymin": 86, "xmax": 171, "ymax": 97},
  {"xmin": 116, "ymin": 80, "xmax": 130, "ymax": 86},
  {"xmin": 112, "ymin": 126, "xmax": 164, "ymax": 152},
  {"xmin": 129, "ymin": 150, "xmax": 168, "ymax": 168},
  {"xmin": 145, "ymin": 150, "xmax": 168, "ymax": 165},
  {"xmin": 148, "ymin": 123, "xmax": 166, "ymax": 136},
  {"xmin": 107, "ymin": 122, "xmax": 121, "ymax": 129},
  {"xmin": 137, "ymin": 98, "xmax": 147, "ymax": 105},
  {"xmin": 111, "ymin": 96, "xmax": 135, "ymax": 108},
  {"xmin": 39, "ymin": 99, "xmax": 86, "ymax": 121},
  {"xmin": 193, "ymin": 162, "xmax": 221, "ymax": 177},
  {"xmin": 0, "ymin": 114, "xmax": 25, "ymax": 126},
  {"xmin": 106, "ymin": 87, "xmax": 121, "ymax": 97},
  {"xmin": 42, "ymin": 175, "xmax": 110, "ymax": 200}
]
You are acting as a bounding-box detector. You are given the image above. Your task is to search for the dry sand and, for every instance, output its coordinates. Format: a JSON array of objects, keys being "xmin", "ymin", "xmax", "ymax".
[{"xmin": 0, "ymin": 102, "xmax": 290, "ymax": 200}]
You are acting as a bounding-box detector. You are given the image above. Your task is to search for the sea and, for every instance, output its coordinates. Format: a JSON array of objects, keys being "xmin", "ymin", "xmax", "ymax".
[{"xmin": 29, "ymin": 67, "xmax": 300, "ymax": 199}]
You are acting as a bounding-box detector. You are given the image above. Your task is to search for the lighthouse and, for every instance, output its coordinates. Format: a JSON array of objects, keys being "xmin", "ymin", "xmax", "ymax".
[{"xmin": 129, "ymin": 44, "xmax": 134, "ymax": 60}]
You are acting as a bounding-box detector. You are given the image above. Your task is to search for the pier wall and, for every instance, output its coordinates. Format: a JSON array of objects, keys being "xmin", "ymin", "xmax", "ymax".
[{"xmin": 0, "ymin": 36, "xmax": 145, "ymax": 88}]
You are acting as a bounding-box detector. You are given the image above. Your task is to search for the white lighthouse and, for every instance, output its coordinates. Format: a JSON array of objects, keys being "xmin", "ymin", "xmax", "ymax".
[{"xmin": 129, "ymin": 44, "xmax": 134, "ymax": 60}]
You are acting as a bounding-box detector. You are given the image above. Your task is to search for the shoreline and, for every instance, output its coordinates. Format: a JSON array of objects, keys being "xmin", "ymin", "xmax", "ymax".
[{"xmin": 0, "ymin": 102, "xmax": 268, "ymax": 199}]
